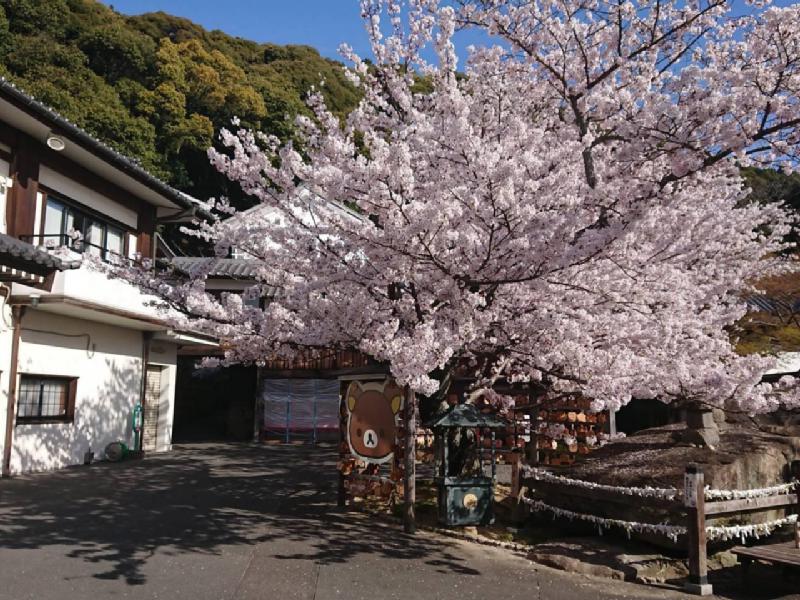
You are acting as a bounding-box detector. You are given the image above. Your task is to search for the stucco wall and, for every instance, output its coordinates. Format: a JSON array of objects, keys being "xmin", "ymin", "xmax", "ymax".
[
  {"xmin": 9, "ymin": 310, "xmax": 176, "ymax": 474},
  {"xmin": 11, "ymin": 264, "xmax": 177, "ymax": 325},
  {"xmin": 38, "ymin": 165, "xmax": 138, "ymax": 228},
  {"xmin": 0, "ymin": 157, "xmax": 9, "ymax": 234},
  {"xmin": 0, "ymin": 292, "xmax": 14, "ymax": 470}
]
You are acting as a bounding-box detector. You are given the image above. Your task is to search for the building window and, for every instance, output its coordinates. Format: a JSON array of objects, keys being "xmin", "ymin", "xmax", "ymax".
[
  {"xmin": 207, "ymin": 289, "xmax": 267, "ymax": 310},
  {"xmin": 16, "ymin": 375, "xmax": 77, "ymax": 423},
  {"xmin": 40, "ymin": 196, "xmax": 129, "ymax": 263}
]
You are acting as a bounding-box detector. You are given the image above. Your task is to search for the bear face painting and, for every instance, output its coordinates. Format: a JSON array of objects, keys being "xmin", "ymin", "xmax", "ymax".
[{"xmin": 345, "ymin": 380, "xmax": 403, "ymax": 463}]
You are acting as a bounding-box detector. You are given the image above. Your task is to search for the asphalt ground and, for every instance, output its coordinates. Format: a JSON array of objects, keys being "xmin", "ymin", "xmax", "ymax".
[{"xmin": 0, "ymin": 443, "xmax": 793, "ymax": 599}]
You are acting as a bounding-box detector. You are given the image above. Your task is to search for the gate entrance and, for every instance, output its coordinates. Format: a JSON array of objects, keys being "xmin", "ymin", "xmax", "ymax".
[{"xmin": 261, "ymin": 379, "xmax": 340, "ymax": 443}]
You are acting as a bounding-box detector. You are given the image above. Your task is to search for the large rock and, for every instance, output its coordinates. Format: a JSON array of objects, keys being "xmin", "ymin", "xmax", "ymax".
[
  {"xmin": 527, "ymin": 420, "xmax": 800, "ymax": 549},
  {"xmin": 673, "ymin": 426, "xmax": 720, "ymax": 449},
  {"xmin": 564, "ymin": 421, "xmax": 800, "ymax": 491},
  {"xmin": 530, "ymin": 537, "xmax": 689, "ymax": 584}
]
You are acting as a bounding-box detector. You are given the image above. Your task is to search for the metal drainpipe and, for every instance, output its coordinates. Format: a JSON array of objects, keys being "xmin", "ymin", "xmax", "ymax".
[
  {"xmin": 2, "ymin": 305, "xmax": 26, "ymax": 477},
  {"xmin": 138, "ymin": 331, "xmax": 153, "ymax": 454}
]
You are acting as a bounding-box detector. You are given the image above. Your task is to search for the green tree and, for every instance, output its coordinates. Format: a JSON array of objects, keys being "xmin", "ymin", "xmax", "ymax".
[
  {"xmin": 0, "ymin": 7, "xmax": 11, "ymax": 63},
  {"xmin": 1, "ymin": 0, "xmax": 70, "ymax": 37},
  {"xmin": 77, "ymin": 24, "xmax": 155, "ymax": 82},
  {"xmin": 0, "ymin": 0, "xmax": 361, "ymax": 203}
]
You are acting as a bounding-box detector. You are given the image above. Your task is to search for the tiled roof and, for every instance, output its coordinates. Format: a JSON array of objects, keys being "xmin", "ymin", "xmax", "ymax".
[
  {"xmin": 0, "ymin": 78, "xmax": 209, "ymax": 217},
  {"xmin": 0, "ymin": 234, "xmax": 81, "ymax": 271},
  {"xmin": 426, "ymin": 403, "xmax": 508, "ymax": 429},
  {"xmin": 171, "ymin": 257, "xmax": 263, "ymax": 279},
  {"xmin": 746, "ymin": 294, "xmax": 800, "ymax": 316}
]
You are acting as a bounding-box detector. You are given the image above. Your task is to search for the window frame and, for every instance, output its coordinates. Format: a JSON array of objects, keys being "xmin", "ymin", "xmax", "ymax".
[
  {"xmin": 207, "ymin": 288, "xmax": 269, "ymax": 310},
  {"xmin": 38, "ymin": 189, "xmax": 132, "ymax": 262},
  {"xmin": 15, "ymin": 374, "xmax": 78, "ymax": 425}
]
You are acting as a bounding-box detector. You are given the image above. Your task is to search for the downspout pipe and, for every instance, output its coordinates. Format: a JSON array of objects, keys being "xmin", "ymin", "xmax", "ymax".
[
  {"xmin": 138, "ymin": 331, "xmax": 153, "ymax": 454},
  {"xmin": 2, "ymin": 304, "xmax": 25, "ymax": 477}
]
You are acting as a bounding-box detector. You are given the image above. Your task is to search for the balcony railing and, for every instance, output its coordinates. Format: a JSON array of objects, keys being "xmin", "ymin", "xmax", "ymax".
[{"xmin": 20, "ymin": 234, "xmax": 132, "ymax": 266}]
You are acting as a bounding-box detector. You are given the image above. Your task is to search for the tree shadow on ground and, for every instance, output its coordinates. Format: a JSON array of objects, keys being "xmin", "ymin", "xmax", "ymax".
[{"xmin": 0, "ymin": 443, "xmax": 481, "ymax": 586}]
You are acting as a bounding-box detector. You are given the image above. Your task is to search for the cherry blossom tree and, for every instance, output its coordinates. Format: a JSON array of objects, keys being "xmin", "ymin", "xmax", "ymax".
[{"xmin": 126, "ymin": 0, "xmax": 800, "ymax": 415}]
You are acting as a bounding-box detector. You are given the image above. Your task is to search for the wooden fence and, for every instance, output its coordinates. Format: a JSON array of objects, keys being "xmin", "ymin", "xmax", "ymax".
[
  {"xmin": 683, "ymin": 464, "xmax": 799, "ymax": 595},
  {"xmin": 521, "ymin": 462, "xmax": 800, "ymax": 596}
]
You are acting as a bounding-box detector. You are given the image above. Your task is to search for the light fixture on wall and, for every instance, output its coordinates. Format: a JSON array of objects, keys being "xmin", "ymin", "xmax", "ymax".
[
  {"xmin": 29, "ymin": 293, "xmax": 40, "ymax": 308},
  {"xmin": 46, "ymin": 132, "xmax": 66, "ymax": 152}
]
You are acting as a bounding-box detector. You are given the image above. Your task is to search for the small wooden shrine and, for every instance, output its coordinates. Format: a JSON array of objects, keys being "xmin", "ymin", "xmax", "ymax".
[{"xmin": 428, "ymin": 403, "xmax": 507, "ymax": 527}]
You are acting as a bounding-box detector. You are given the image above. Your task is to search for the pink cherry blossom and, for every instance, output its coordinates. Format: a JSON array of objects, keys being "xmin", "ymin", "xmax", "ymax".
[{"xmin": 117, "ymin": 0, "xmax": 800, "ymax": 414}]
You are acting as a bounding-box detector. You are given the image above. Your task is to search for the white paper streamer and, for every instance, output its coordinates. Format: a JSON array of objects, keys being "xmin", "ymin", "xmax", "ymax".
[
  {"xmin": 521, "ymin": 497, "xmax": 687, "ymax": 542},
  {"xmin": 522, "ymin": 465, "xmax": 679, "ymax": 500},
  {"xmin": 706, "ymin": 514, "xmax": 798, "ymax": 542},
  {"xmin": 523, "ymin": 496, "xmax": 798, "ymax": 543},
  {"xmin": 523, "ymin": 465, "xmax": 798, "ymax": 503},
  {"xmin": 704, "ymin": 481, "xmax": 798, "ymax": 501}
]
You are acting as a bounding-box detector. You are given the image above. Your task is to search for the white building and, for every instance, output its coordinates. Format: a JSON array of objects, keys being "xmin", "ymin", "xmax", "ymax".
[{"xmin": 0, "ymin": 79, "xmax": 214, "ymax": 475}]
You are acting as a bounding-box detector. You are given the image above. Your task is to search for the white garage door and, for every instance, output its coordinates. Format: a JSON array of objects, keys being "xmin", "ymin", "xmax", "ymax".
[{"xmin": 143, "ymin": 365, "xmax": 163, "ymax": 452}]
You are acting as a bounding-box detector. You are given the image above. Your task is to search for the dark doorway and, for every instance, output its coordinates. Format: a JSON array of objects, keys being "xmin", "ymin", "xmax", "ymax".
[
  {"xmin": 615, "ymin": 398, "xmax": 677, "ymax": 435},
  {"xmin": 173, "ymin": 357, "xmax": 256, "ymax": 442}
]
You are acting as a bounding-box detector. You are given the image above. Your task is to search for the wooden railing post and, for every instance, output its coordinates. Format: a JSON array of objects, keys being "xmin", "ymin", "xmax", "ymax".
[
  {"xmin": 509, "ymin": 451, "xmax": 528, "ymax": 523},
  {"xmin": 792, "ymin": 460, "xmax": 800, "ymax": 549},
  {"xmin": 684, "ymin": 464, "xmax": 713, "ymax": 596}
]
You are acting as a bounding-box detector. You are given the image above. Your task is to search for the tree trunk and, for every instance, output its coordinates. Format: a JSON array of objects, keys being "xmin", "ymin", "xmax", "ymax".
[{"xmin": 403, "ymin": 385, "xmax": 416, "ymax": 534}]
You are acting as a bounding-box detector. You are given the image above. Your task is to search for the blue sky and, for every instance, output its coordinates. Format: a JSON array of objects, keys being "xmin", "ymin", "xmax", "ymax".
[
  {"xmin": 100, "ymin": 1, "xmax": 489, "ymax": 64},
  {"xmin": 101, "ymin": 1, "xmax": 798, "ymax": 65}
]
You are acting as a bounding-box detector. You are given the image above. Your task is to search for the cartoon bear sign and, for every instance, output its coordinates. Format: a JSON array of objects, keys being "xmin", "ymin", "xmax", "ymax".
[{"xmin": 345, "ymin": 380, "xmax": 403, "ymax": 464}]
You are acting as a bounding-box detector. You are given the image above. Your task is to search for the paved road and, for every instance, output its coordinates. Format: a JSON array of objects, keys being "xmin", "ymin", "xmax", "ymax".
[{"xmin": 0, "ymin": 443, "xmax": 791, "ymax": 599}]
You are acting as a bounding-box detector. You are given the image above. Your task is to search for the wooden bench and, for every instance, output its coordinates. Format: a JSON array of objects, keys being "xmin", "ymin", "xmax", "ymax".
[
  {"xmin": 732, "ymin": 541, "xmax": 800, "ymax": 568},
  {"xmin": 731, "ymin": 521, "xmax": 800, "ymax": 578}
]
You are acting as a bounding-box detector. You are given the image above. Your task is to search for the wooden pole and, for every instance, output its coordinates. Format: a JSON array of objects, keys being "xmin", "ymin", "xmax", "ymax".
[
  {"xmin": 138, "ymin": 331, "xmax": 152, "ymax": 455},
  {"xmin": 490, "ymin": 430, "xmax": 496, "ymax": 480},
  {"xmin": 403, "ymin": 385, "xmax": 416, "ymax": 534},
  {"xmin": 337, "ymin": 381, "xmax": 347, "ymax": 508},
  {"xmin": 443, "ymin": 429, "xmax": 449, "ymax": 477},
  {"xmin": 510, "ymin": 452, "xmax": 521, "ymax": 499},
  {"xmin": 791, "ymin": 460, "xmax": 800, "ymax": 549},
  {"xmin": 684, "ymin": 464, "xmax": 712, "ymax": 596}
]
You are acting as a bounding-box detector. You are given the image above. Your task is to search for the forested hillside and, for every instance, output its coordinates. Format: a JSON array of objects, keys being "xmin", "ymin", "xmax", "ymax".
[
  {"xmin": 0, "ymin": 0, "xmax": 360, "ymax": 204},
  {"xmin": 0, "ymin": 0, "xmax": 798, "ymax": 219}
]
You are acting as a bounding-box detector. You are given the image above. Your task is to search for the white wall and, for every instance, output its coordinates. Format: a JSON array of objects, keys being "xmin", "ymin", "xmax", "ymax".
[
  {"xmin": 0, "ymin": 287, "xmax": 15, "ymax": 470},
  {"xmin": 0, "ymin": 157, "xmax": 9, "ymax": 235},
  {"xmin": 0, "ymin": 157, "xmax": 11, "ymax": 456},
  {"xmin": 56, "ymin": 265, "xmax": 168, "ymax": 319},
  {"xmin": 12, "ymin": 264, "xmax": 175, "ymax": 324},
  {"xmin": 8, "ymin": 310, "xmax": 177, "ymax": 474},
  {"xmin": 38, "ymin": 165, "xmax": 138, "ymax": 228}
]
